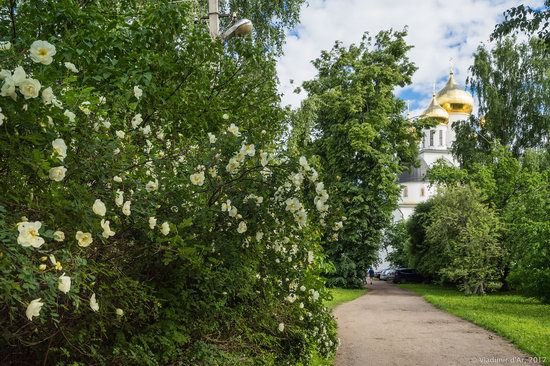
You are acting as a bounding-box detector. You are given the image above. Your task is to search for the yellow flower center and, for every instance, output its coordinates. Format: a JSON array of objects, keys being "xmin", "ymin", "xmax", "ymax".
[{"xmin": 38, "ymin": 48, "xmax": 48, "ymax": 57}]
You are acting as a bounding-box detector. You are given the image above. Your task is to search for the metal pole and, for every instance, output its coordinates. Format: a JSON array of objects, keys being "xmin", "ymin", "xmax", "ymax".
[{"xmin": 208, "ymin": 0, "xmax": 219, "ymax": 39}]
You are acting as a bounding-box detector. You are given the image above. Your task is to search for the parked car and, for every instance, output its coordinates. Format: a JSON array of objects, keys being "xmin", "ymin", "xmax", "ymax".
[
  {"xmin": 379, "ymin": 268, "xmax": 395, "ymax": 281},
  {"xmin": 392, "ymin": 268, "xmax": 424, "ymax": 284},
  {"xmin": 374, "ymin": 270, "xmax": 383, "ymax": 279}
]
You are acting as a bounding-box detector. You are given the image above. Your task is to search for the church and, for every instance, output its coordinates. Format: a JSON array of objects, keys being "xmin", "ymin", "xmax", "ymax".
[{"xmin": 393, "ymin": 70, "xmax": 474, "ymax": 221}]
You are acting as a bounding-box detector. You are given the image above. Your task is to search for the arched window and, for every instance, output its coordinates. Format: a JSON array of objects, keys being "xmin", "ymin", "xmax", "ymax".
[
  {"xmin": 403, "ymin": 187, "xmax": 408, "ymax": 197},
  {"xmin": 439, "ymin": 130, "xmax": 444, "ymax": 146},
  {"xmin": 420, "ymin": 187, "xmax": 426, "ymax": 197},
  {"xmin": 429, "ymin": 130, "xmax": 435, "ymax": 146}
]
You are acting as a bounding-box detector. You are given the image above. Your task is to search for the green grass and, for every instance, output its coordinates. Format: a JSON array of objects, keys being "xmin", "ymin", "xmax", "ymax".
[
  {"xmin": 311, "ymin": 287, "xmax": 368, "ymax": 366},
  {"xmin": 400, "ymin": 284, "xmax": 550, "ymax": 365}
]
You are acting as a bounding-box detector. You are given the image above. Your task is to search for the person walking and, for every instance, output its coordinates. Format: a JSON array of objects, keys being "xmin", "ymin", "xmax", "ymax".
[{"xmin": 367, "ymin": 267, "xmax": 375, "ymax": 285}]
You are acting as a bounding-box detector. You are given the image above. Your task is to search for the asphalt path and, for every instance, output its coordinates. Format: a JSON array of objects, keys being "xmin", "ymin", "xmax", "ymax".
[{"xmin": 333, "ymin": 280, "xmax": 538, "ymax": 366}]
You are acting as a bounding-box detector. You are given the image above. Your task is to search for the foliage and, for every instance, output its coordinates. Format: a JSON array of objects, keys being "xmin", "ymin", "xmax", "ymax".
[
  {"xmin": 0, "ymin": 1, "xmax": 341, "ymax": 364},
  {"xmin": 406, "ymin": 200, "xmax": 435, "ymax": 275},
  {"xmin": 492, "ymin": 0, "xmax": 550, "ymax": 48},
  {"xmin": 382, "ymin": 221, "xmax": 409, "ymax": 268},
  {"xmin": 401, "ymin": 284, "xmax": 550, "ymax": 365},
  {"xmin": 294, "ymin": 29, "xmax": 422, "ymax": 287},
  {"xmin": 453, "ymin": 37, "xmax": 550, "ymax": 165}
]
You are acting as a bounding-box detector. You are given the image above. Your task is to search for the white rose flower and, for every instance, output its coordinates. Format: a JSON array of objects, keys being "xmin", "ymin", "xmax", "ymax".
[
  {"xmin": 122, "ymin": 200, "xmax": 131, "ymax": 216},
  {"xmin": 53, "ymin": 230, "xmax": 65, "ymax": 242},
  {"xmin": 100, "ymin": 219, "xmax": 116, "ymax": 238},
  {"xmin": 64, "ymin": 110, "xmax": 76, "ymax": 122},
  {"xmin": 141, "ymin": 125, "xmax": 151, "ymax": 136},
  {"xmin": 17, "ymin": 221, "xmax": 45, "ymax": 248},
  {"xmin": 0, "ymin": 111, "xmax": 5, "ymax": 126},
  {"xmin": 0, "ymin": 78, "xmax": 16, "ymax": 100},
  {"xmin": 76, "ymin": 231, "xmax": 93, "ymax": 247},
  {"xmin": 115, "ymin": 189, "xmax": 124, "ymax": 206},
  {"xmin": 227, "ymin": 123, "xmax": 241, "ymax": 136},
  {"xmin": 29, "ymin": 40, "xmax": 56, "ymax": 65},
  {"xmin": 260, "ymin": 152, "xmax": 269, "ymax": 167},
  {"xmin": 291, "ymin": 172, "xmax": 304, "ymax": 187},
  {"xmin": 299, "ymin": 156, "xmax": 310, "ymax": 170},
  {"xmin": 49, "ymin": 166, "xmax": 67, "ymax": 182},
  {"xmin": 12, "ymin": 66, "xmax": 26, "ymax": 86},
  {"xmin": 295, "ymin": 209, "xmax": 307, "ymax": 227},
  {"xmin": 0, "ymin": 41, "xmax": 11, "ymax": 50},
  {"xmin": 115, "ymin": 130, "xmax": 125, "ymax": 139},
  {"xmin": 237, "ymin": 221, "xmax": 247, "ymax": 234},
  {"xmin": 39, "ymin": 264, "xmax": 47, "ymax": 271},
  {"xmin": 307, "ymin": 251, "xmax": 314, "ymax": 264},
  {"xmin": 90, "ymin": 293, "xmax": 99, "ymax": 312},
  {"xmin": 116, "ymin": 308, "xmax": 124, "ymax": 316},
  {"xmin": 133, "ymin": 85, "xmax": 142, "ymax": 99},
  {"xmin": 255, "ymin": 231, "xmax": 263, "ymax": 241},
  {"xmin": 160, "ymin": 222, "xmax": 170, "ymax": 236},
  {"xmin": 315, "ymin": 182, "xmax": 325, "ymax": 195},
  {"xmin": 148, "ymin": 217, "xmax": 157, "ymax": 229},
  {"xmin": 26, "ymin": 298, "xmax": 44, "ymax": 321},
  {"xmin": 208, "ymin": 166, "xmax": 218, "ymax": 178},
  {"xmin": 41, "ymin": 86, "xmax": 55, "ymax": 105},
  {"xmin": 92, "ymin": 199, "xmax": 107, "ymax": 216},
  {"xmin": 131, "ymin": 113, "xmax": 143, "ymax": 128},
  {"xmin": 64, "ymin": 62, "xmax": 79, "ymax": 73},
  {"xmin": 278, "ymin": 323, "xmax": 285, "ymax": 332},
  {"xmin": 79, "ymin": 101, "xmax": 91, "ymax": 115},
  {"xmin": 241, "ymin": 144, "xmax": 255, "ymax": 157},
  {"xmin": 58, "ymin": 273, "xmax": 71, "ymax": 294},
  {"xmin": 285, "ymin": 198, "xmax": 302, "ymax": 213},
  {"xmin": 52, "ymin": 138, "xmax": 67, "ymax": 161},
  {"xmin": 190, "ymin": 171, "xmax": 205, "ymax": 186},
  {"xmin": 145, "ymin": 180, "xmax": 158, "ymax": 192},
  {"xmin": 207, "ymin": 132, "xmax": 217, "ymax": 143},
  {"xmin": 18, "ymin": 78, "xmax": 41, "ymax": 99},
  {"xmin": 113, "ymin": 175, "xmax": 123, "ymax": 182}
]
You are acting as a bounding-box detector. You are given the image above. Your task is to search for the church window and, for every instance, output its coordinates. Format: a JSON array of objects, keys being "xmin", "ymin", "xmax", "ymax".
[
  {"xmin": 439, "ymin": 130, "xmax": 443, "ymax": 146},
  {"xmin": 420, "ymin": 187, "xmax": 426, "ymax": 197},
  {"xmin": 429, "ymin": 130, "xmax": 435, "ymax": 146},
  {"xmin": 403, "ymin": 187, "xmax": 408, "ymax": 197}
]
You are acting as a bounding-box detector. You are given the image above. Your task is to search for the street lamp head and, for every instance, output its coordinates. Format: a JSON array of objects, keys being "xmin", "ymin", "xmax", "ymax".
[{"xmin": 221, "ymin": 19, "xmax": 253, "ymax": 40}]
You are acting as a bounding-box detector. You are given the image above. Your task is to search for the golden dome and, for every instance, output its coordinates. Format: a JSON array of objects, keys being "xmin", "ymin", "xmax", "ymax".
[
  {"xmin": 422, "ymin": 94, "xmax": 449, "ymax": 123},
  {"xmin": 436, "ymin": 72, "xmax": 474, "ymax": 114}
]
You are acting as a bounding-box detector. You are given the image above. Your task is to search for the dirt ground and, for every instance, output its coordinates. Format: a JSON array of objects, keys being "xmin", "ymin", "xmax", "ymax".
[{"xmin": 333, "ymin": 280, "xmax": 539, "ymax": 366}]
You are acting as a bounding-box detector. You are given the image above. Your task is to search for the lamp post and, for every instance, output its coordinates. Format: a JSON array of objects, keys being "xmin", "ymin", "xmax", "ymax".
[{"xmin": 206, "ymin": 0, "xmax": 253, "ymax": 40}]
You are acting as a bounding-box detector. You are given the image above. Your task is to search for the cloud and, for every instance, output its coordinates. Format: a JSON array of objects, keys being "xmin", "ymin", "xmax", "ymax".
[{"xmin": 277, "ymin": 0, "xmax": 543, "ymax": 113}]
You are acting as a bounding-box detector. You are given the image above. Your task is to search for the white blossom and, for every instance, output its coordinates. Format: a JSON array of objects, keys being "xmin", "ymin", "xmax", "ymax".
[
  {"xmin": 58, "ymin": 273, "xmax": 71, "ymax": 294},
  {"xmin": 160, "ymin": 222, "xmax": 170, "ymax": 235},
  {"xmin": 90, "ymin": 293, "xmax": 99, "ymax": 312},
  {"xmin": 51, "ymin": 138, "xmax": 67, "ymax": 161},
  {"xmin": 92, "ymin": 199, "xmax": 107, "ymax": 216},
  {"xmin": 101, "ymin": 219, "xmax": 116, "ymax": 238},
  {"xmin": 115, "ymin": 189, "xmax": 124, "ymax": 207},
  {"xmin": 53, "ymin": 230, "xmax": 65, "ymax": 242},
  {"xmin": 19, "ymin": 78, "xmax": 41, "ymax": 99},
  {"xmin": 49, "ymin": 166, "xmax": 67, "ymax": 182},
  {"xmin": 285, "ymin": 198, "xmax": 302, "ymax": 213},
  {"xmin": 227, "ymin": 123, "xmax": 241, "ymax": 136},
  {"xmin": 145, "ymin": 180, "xmax": 158, "ymax": 192},
  {"xmin": 115, "ymin": 130, "xmax": 125, "ymax": 139},
  {"xmin": 64, "ymin": 110, "xmax": 76, "ymax": 122},
  {"xmin": 190, "ymin": 171, "xmax": 205, "ymax": 186},
  {"xmin": 26, "ymin": 298, "xmax": 44, "ymax": 321},
  {"xmin": 133, "ymin": 85, "xmax": 143, "ymax": 99},
  {"xmin": 122, "ymin": 201, "xmax": 131, "ymax": 216},
  {"xmin": 149, "ymin": 217, "xmax": 157, "ymax": 229},
  {"xmin": 131, "ymin": 113, "xmax": 143, "ymax": 128},
  {"xmin": 278, "ymin": 323, "xmax": 285, "ymax": 332},
  {"xmin": 116, "ymin": 308, "xmax": 124, "ymax": 316},
  {"xmin": 64, "ymin": 62, "xmax": 79, "ymax": 73},
  {"xmin": 17, "ymin": 221, "xmax": 45, "ymax": 248},
  {"xmin": 207, "ymin": 132, "xmax": 217, "ymax": 143},
  {"xmin": 76, "ymin": 231, "xmax": 93, "ymax": 247},
  {"xmin": 141, "ymin": 125, "xmax": 151, "ymax": 136},
  {"xmin": 29, "ymin": 40, "xmax": 56, "ymax": 65},
  {"xmin": 113, "ymin": 175, "xmax": 123, "ymax": 182},
  {"xmin": 0, "ymin": 41, "xmax": 11, "ymax": 51},
  {"xmin": 241, "ymin": 144, "xmax": 255, "ymax": 157},
  {"xmin": 237, "ymin": 221, "xmax": 247, "ymax": 234}
]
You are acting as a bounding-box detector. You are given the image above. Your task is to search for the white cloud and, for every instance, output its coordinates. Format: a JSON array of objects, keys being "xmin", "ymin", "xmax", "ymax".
[{"xmin": 277, "ymin": 0, "xmax": 543, "ymax": 111}]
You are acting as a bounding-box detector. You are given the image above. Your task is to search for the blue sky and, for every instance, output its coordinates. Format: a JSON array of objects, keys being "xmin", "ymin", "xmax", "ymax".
[{"xmin": 276, "ymin": 0, "xmax": 543, "ymax": 116}]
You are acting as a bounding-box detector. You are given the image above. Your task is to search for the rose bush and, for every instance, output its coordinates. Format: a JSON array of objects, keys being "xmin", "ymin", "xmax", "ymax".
[{"xmin": 0, "ymin": 3, "xmax": 340, "ymax": 364}]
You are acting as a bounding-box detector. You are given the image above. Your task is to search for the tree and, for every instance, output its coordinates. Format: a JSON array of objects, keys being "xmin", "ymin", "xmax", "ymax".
[
  {"xmin": 492, "ymin": 1, "xmax": 550, "ymax": 48},
  {"xmin": 295, "ymin": 30, "xmax": 421, "ymax": 287},
  {"xmin": 406, "ymin": 199, "xmax": 436, "ymax": 277},
  {"xmin": 382, "ymin": 221, "xmax": 410, "ymax": 268},
  {"xmin": 425, "ymin": 186, "xmax": 503, "ymax": 295},
  {"xmin": 0, "ymin": 1, "xmax": 340, "ymax": 364},
  {"xmin": 453, "ymin": 37, "xmax": 550, "ymax": 166}
]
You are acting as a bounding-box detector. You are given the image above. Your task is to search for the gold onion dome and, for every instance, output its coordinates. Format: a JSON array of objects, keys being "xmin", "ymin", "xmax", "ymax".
[
  {"xmin": 422, "ymin": 94, "xmax": 449, "ymax": 123},
  {"xmin": 436, "ymin": 71, "xmax": 474, "ymax": 114}
]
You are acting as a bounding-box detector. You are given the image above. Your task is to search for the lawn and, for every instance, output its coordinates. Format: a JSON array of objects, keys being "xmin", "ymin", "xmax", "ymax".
[
  {"xmin": 311, "ymin": 287, "xmax": 368, "ymax": 366},
  {"xmin": 400, "ymin": 284, "xmax": 550, "ymax": 365}
]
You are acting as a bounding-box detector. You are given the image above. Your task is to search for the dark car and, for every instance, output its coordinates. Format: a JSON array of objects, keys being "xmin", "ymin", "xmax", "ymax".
[{"xmin": 392, "ymin": 268, "xmax": 423, "ymax": 284}]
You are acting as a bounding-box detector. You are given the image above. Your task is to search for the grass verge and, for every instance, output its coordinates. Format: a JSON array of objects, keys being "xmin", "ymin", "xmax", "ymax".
[
  {"xmin": 311, "ymin": 287, "xmax": 368, "ymax": 366},
  {"xmin": 400, "ymin": 284, "xmax": 550, "ymax": 365}
]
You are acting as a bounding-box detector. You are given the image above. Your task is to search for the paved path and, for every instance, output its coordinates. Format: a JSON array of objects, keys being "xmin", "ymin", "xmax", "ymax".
[{"xmin": 333, "ymin": 280, "xmax": 538, "ymax": 366}]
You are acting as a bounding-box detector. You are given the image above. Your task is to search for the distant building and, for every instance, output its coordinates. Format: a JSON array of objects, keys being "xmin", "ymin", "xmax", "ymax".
[{"xmin": 393, "ymin": 71, "xmax": 474, "ymax": 221}]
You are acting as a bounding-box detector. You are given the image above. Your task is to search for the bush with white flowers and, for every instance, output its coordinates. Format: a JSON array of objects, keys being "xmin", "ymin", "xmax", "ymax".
[{"xmin": 0, "ymin": 35, "xmax": 339, "ymax": 365}]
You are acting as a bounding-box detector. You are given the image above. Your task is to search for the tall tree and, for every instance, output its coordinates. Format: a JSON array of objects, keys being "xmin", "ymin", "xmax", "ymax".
[
  {"xmin": 453, "ymin": 37, "xmax": 550, "ymax": 167},
  {"xmin": 492, "ymin": 1, "xmax": 550, "ymax": 48},
  {"xmin": 295, "ymin": 30, "xmax": 421, "ymax": 287}
]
